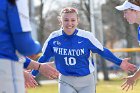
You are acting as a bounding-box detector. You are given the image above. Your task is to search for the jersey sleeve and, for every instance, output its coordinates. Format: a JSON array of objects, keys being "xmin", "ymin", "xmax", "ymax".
[
  {"xmin": 92, "ymin": 47, "xmax": 122, "ymax": 66},
  {"xmin": 8, "ymin": 0, "xmax": 31, "ymax": 33},
  {"xmin": 23, "ymin": 57, "xmax": 31, "ymax": 69},
  {"xmin": 86, "ymin": 32, "xmax": 104, "ymax": 51},
  {"xmin": 86, "ymin": 32, "xmax": 122, "ymax": 65},
  {"xmin": 137, "ymin": 26, "xmax": 140, "ymax": 45},
  {"xmin": 12, "ymin": 32, "xmax": 41, "ymax": 55},
  {"xmin": 7, "ymin": 0, "xmax": 41, "ymax": 55}
]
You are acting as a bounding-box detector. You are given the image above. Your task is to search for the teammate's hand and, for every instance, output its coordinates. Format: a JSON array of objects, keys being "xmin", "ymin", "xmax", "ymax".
[
  {"xmin": 39, "ymin": 63, "xmax": 59, "ymax": 79},
  {"xmin": 121, "ymin": 75, "xmax": 136, "ymax": 92},
  {"xmin": 24, "ymin": 70, "xmax": 38, "ymax": 88},
  {"xmin": 120, "ymin": 58, "xmax": 136, "ymax": 72}
]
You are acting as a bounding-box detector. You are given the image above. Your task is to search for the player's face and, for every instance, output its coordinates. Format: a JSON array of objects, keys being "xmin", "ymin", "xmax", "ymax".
[
  {"xmin": 123, "ymin": 9, "xmax": 137, "ymax": 24},
  {"xmin": 60, "ymin": 13, "xmax": 79, "ymax": 35}
]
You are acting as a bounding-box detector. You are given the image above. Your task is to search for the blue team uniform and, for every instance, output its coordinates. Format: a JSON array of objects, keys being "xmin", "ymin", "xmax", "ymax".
[
  {"xmin": 32, "ymin": 29, "xmax": 122, "ymax": 76},
  {"xmin": 0, "ymin": 0, "xmax": 41, "ymax": 93},
  {"xmin": 0, "ymin": 0, "xmax": 41, "ymax": 61},
  {"xmin": 138, "ymin": 26, "xmax": 140, "ymax": 44}
]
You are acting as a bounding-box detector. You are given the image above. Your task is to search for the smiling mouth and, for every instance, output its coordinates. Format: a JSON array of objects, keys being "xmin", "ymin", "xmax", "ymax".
[
  {"xmin": 67, "ymin": 27, "xmax": 72, "ymax": 29},
  {"xmin": 66, "ymin": 26, "xmax": 74, "ymax": 29}
]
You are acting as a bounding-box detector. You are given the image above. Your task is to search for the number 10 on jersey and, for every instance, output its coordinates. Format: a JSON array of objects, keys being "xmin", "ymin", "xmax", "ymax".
[{"xmin": 64, "ymin": 57, "xmax": 76, "ymax": 66}]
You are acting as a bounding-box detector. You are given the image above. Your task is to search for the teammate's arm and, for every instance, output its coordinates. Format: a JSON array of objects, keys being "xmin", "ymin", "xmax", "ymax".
[
  {"xmin": 24, "ymin": 57, "xmax": 58, "ymax": 79},
  {"xmin": 7, "ymin": 1, "xmax": 41, "ymax": 55},
  {"xmin": 13, "ymin": 32, "xmax": 41, "ymax": 55},
  {"xmin": 24, "ymin": 57, "xmax": 40, "ymax": 70}
]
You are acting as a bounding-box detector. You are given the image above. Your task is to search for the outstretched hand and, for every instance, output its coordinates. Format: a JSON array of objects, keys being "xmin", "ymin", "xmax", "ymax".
[
  {"xmin": 120, "ymin": 58, "xmax": 136, "ymax": 73},
  {"xmin": 39, "ymin": 63, "xmax": 59, "ymax": 79},
  {"xmin": 121, "ymin": 75, "xmax": 136, "ymax": 92},
  {"xmin": 24, "ymin": 70, "xmax": 38, "ymax": 88}
]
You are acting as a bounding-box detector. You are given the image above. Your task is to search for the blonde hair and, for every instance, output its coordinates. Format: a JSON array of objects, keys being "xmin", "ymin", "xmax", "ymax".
[
  {"xmin": 59, "ymin": 7, "xmax": 79, "ymax": 17},
  {"xmin": 128, "ymin": 0, "xmax": 140, "ymax": 6}
]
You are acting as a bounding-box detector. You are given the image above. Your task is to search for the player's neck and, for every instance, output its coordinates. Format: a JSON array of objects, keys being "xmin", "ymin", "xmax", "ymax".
[{"xmin": 63, "ymin": 29, "xmax": 75, "ymax": 35}]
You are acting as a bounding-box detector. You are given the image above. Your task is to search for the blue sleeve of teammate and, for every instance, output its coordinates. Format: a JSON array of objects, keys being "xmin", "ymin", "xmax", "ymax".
[
  {"xmin": 8, "ymin": 0, "xmax": 31, "ymax": 33},
  {"xmin": 93, "ymin": 47, "xmax": 122, "ymax": 66},
  {"xmin": 7, "ymin": 2, "xmax": 41, "ymax": 55},
  {"xmin": 13, "ymin": 32, "xmax": 41, "ymax": 56},
  {"xmin": 137, "ymin": 26, "xmax": 140, "ymax": 43},
  {"xmin": 23, "ymin": 57, "xmax": 31, "ymax": 69},
  {"xmin": 32, "ymin": 44, "xmax": 54, "ymax": 76}
]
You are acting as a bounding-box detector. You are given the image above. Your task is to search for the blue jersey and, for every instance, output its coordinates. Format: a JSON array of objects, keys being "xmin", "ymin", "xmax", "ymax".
[
  {"xmin": 138, "ymin": 26, "xmax": 140, "ymax": 44},
  {"xmin": 32, "ymin": 29, "xmax": 122, "ymax": 76},
  {"xmin": 0, "ymin": 0, "xmax": 41, "ymax": 61}
]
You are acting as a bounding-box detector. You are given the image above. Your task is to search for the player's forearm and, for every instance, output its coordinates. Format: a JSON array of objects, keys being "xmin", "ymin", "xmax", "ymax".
[
  {"xmin": 31, "ymin": 55, "xmax": 51, "ymax": 76},
  {"xmin": 98, "ymin": 48, "xmax": 122, "ymax": 65},
  {"xmin": 13, "ymin": 32, "xmax": 41, "ymax": 56},
  {"xmin": 24, "ymin": 57, "xmax": 40, "ymax": 70}
]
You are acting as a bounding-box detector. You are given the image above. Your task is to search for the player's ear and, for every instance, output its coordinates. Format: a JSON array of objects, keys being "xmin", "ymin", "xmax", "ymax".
[{"xmin": 57, "ymin": 16, "xmax": 62, "ymax": 26}]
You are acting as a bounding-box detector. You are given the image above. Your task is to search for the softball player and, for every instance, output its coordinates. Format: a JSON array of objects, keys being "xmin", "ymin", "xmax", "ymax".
[
  {"xmin": 116, "ymin": 0, "xmax": 140, "ymax": 91},
  {"xmin": 0, "ymin": 0, "xmax": 41, "ymax": 93},
  {"xmin": 32, "ymin": 7, "xmax": 136, "ymax": 93}
]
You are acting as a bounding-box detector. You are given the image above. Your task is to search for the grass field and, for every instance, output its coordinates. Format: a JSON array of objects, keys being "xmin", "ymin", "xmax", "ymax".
[{"xmin": 27, "ymin": 80, "xmax": 140, "ymax": 93}]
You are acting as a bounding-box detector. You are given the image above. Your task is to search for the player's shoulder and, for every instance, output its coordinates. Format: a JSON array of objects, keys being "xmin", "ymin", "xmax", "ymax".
[
  {"xmin": 42, "ymin": 30, "xmax": 62, "ymax": 52},
  {"xmin": 50, "ymin": 30, "xmax": 62, "ymax": 36},
  {"xmin": 45, "ymin": 29, "xmax": 62, "ymax": 42},
  {"xmin": 77, "ymin": 29, "xmax": 103, "ymax": 51},
  {"xmin": 77, "ymin": 29, "xmax": 94, "ymax": 38},
  {"xmin": 49, "ymin": 29, "xmax": 62, "ymax": 39}
]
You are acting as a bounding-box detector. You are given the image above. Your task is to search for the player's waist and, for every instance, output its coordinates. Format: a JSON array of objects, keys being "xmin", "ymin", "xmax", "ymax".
[
  {"xmin": 59, "ymin": 73, "xmax": 95, "ymax": 87},
  {"xmin": 58, "ymin": 67, "xmax": 95, "ymax": 77}
]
